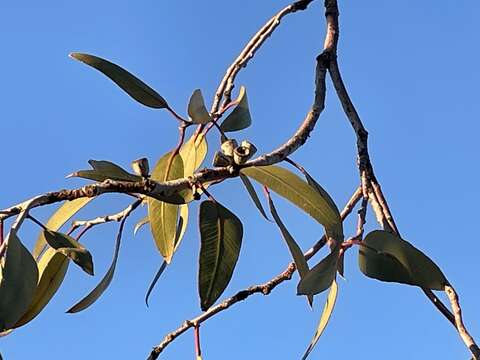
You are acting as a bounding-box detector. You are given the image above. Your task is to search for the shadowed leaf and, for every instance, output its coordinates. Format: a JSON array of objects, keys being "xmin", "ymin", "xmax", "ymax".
[
  {"xmin": 302, "ymin": 280, "xmax": 338, "ymax": 360},
  {"xmin": 359, "ymin": 230, "xmax": 447, "ymax": 290},
  {"xmin": 0, "ymin": 234, "xmax": 39, "ymax": 331},
  {"xmin": 70, "ymin": 52, "xmax": 168, "ymax": 109},
  {"xmin": 43, "ymin": 230, "xmax": 93, "ymax": 276},
  {"xmin": 145, "ymin": 261, "xmax": 168, "ymax": 307},
  {"xmin": 220, "ymin": 86, "xmax": 251, "ymax": 132},
  {"xmin": 297, "ymin": 249, "xmax": 338, "ymax": 296},
  {"xmin": 68, "ymin": 160, "xmax": 141, "ymax": 183},
  {"xmin": 188, "ymin": 89, "xmax": 212, "ymax": 124},
  {"xmin": 239, "ymin": 174, "xmax": 270, "ymax": 221},
  {"xmin": 199, "ymin": 200, "xmax": 243, "ymax": 311}
]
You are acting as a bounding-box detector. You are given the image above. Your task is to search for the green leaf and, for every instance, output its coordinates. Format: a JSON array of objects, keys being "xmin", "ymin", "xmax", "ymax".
[
  {"xmin": 359, "ymin": 230, "xmax": 447, "ymax": 290},
  {"xmin": 297, "ymin": 250, "xmax": 338, "ymax": 296},
  {"xmin": 145, "ymin": 261, "xmax": 168, "ymax": 307},
  {"xmin": 302, "ymin": 280, "xmax": 338, "ymax": 360},
  {"xmin": 43, "ymin": 230, "xmax": 94, "ymax": 276},
  {"xmin": 239, "ymin": 174, "xmax": 270, "ymax": 221},
  {"xmin": 67, "ymin": 219, "xmax": 125, "ymax": 313},
  {"xmin": 180, "ymin": 133, "xmax": 208, "ymax": 177},
  {"xmin": 134, "ymin": 216, "xmax": 150, "ymax": 236},
  {"xmin": 302, "ymin": 171, "xmax": 340, "ymax": 219},
  {"xmin": 33, "ymin": 197, "xmax": 94, "ymax": 260},
  {"xmin": 148, "ymin": 152, "xmax": 185, "ymax": 263},
  {"xmin": 266, "ymin": 191, "xmax": 311, "ymax": 304},
  {"xmin": 0, "ymin": 234, "xmax": 39, "ymax": 331},
  {"xmin": 241, "ymin": 166, "xmax": 340, "ymax": 228},
  {"xmin": 15, "ymin": 249, "xmax": 69, "ymax": 328},
  {"xmin": 220, "ymin": 86, "xmax": 252, "ymax": 132},
  {"xmin": 69, "ymin": 159, "xmax": 142, "ymax": 183},
  {"xmin": 188, "ymin": 89, "xmax": 212, "ymax": 124},
  {"xmin": 198, "ymin": 200, "xmax": 243, "ymax": 311},
  {"xmin": 70, "ymin": 52, "xmax": 168, "ymax": 109}
]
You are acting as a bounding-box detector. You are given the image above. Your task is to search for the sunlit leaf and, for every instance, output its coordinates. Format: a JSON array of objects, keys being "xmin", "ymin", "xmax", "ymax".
[
  {"xmin": 297, "ymin": 249, "xmax": 338, "ymax": 296},
  {"xmin": 69, "ymin": 159, "xmax": 142, "ymax": 183},
  {"xmin": 359, "ymin": 230, "xmax": 447, "ymax": 290},
  {"xmin": 15, "ymin": 249, "xmax": 69, "ymax": 327},
  {"xmin": 241, "ymin": 166, "xmax": 340, "ymax": 228},
  {"xmin": 148, "ymin": 152, "xmax": 185, "ymax": 263},
  {"xmin": 180, "ymin": 133, "xmax": 208, "ymax": 177},
  {"xmin": 302, "ymin": 280, "xmax": 338, "ymax": 360},
  {"xmin": 67, "ymin": 219, "xmax": 126, "ymax": 313},
  {"xmin": 43, "ymin": 230, "xmax": 94, "ymax": 276},
  {"xmin": 70, "ymin": 52, "xmax": 169, "ymax": 109},
  {"xmin": 220, "ymin": 86, "xmax": 252, "ymax": 132},
  {"xmin": 239, "ymin": 174, "xmax": 270, "ymax": 221},
  {"xmin": 33, "ymin": 197, "xmax": 94, "ymax": 260},
  {"xmin": 134, "ymin": 216, "xmax": 150, "ymax": 236},
  {"xmin": 198, "ymin": 200, "xmax": 243, "ymax": 311},
  {"xmin": 301, "ymin": 169, "xmax": 340, "ymax": 218},
  {"xmin": 188, "ymin": 89, "xmax": 212, "ymax": 124},
  {"xmin": 0, "ymin": 234, "xmax": 39, "ymax": 331}
]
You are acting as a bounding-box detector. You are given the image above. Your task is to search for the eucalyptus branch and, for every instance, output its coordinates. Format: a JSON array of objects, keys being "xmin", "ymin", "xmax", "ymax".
[{"xmin": 147, "ymin": 186, "xmax": 362, "ymax": 359}]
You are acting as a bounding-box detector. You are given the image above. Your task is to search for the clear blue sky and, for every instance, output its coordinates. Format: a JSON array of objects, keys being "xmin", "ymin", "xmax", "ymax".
[{"xmin": 1, "ymin": 1, "xmax": 479, "ymax": 359}]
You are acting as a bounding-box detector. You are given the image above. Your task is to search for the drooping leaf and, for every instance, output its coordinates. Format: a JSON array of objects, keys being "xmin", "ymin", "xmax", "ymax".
[
  {"xmin": 67, "ymin": 219, "xmax": 125, "ymax": 313},
  {"xmin": 68, "ymin": 160, "xmax": 142, "ymax": 183},
  {"xmin": 15, "ymin": 249, "xmax": 69, "ymax": 327},
  {"xmin": 302, "ymin": 170, "xmax": 340, "ymax": 218},
  {"xmin": 70, "ymin": 52, "xmax": 169, "ymax": 109},
  {"xmin": 145, "ymin": 261, "xmax": 168, "ymax": 307},
  {"xmin": 33, "ymin": 197, "xmax": 94, "ymax": 260},
  {"xmin": 297, "ymin": 249, "xmax": 338, "ymax": 296},
  {"xmin": 188, "ymin": 89, "xmax": 212, "ymax": 124},
  {"xmin": 302, "ymin": 280, "xmax": 338, "ymax": 360},
  {"xmin": 134, "ymin": 216, "xmax": 150, "ymax": 236},
  {"xmin": 359, "ymin": 230, "xmax": 447, "ymax": 290},
  {"xmin": 43, "ymin": 230, "xmax": 94, "ymax": 276},
  {"xmin": 239, "ymin": 174, "xmax": 270, "ymax": 221},
  {"xmin": 148, "ymin": 152, "xmax": 184, "ymax": 263},
  {"xmin": 198, "ymin": 200, "xmax": 243, "ymax": 311},
  {"xmin": 0, "ymin": 234, "xmax": 39, "ymax": 331},
  {"xmin": 242, "ymin": 166, "xmax": 340, "ymax": 228},
  {"xmin": 220, "ymin": 86, "xmax": 252, "ymax": 132}
]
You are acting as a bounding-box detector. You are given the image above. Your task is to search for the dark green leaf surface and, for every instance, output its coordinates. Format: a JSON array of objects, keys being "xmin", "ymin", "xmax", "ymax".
[
  {"xmin": 297, "ymin": 250, "xmax": 338, "ymax": 296},
  {"xmin": 359, "ymin": 230, "xmax": 447, "ymax": 290},
  {"xmin": 220, "ymin": 86, "xmax": 252, "ymax": 132},
  {"xmin": 43, "ymin": 230, "xmax": 94, "ymax": 275},
  {"xmin": 241, "ymin": 166, "xmax": 340, "ymax": 228},
  {"xmin": 198, "ymin": 200, "xmax": 243, "ymax": 311},
  {"xmin": 70, "ymin": 52, "xmax": 168, "ymax": 108},
  {"xmin": 188, "ymin": 89, "xmax": 212, "ymax": 124},
  {"xmin": 0, "ymin": 234, "xmax": 39, "ymax": 331},
  {"xmin": 69, "ymin": 160, "xmax": 141, "ymax": 183},
  {"xmin": 239, "ymin": 174, "xmax": 270, "ymax": 221}
]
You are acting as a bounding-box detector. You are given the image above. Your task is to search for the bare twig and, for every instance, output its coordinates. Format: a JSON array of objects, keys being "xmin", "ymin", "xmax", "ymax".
[{"xmin": 147, "ymin": 186, "xmax": 362, "ymax": 359}]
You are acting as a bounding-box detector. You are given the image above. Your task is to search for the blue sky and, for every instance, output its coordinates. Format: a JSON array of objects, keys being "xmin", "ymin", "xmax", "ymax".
[{"xmin": 1, "ymin": 1, "xmax": 479, "ymax": 359}]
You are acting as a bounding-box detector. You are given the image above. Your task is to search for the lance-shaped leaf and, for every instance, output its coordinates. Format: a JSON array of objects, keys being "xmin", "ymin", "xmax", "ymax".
[
  {"xmin": 33, "ymin": 197, "xmax": 94, "ymax": 260},
  {"xmin": 359, "ymin": 230, "xmax": 447, "ymax": 290},
  {"xmin": 0, "ymin": 234, "xmax": 39, "ymax": 331},
  {"xmin": 220, "ymin": 86, "xmax": 252, "ymax": 132},
  {"xmin": 148, "ymin": 152, "xmax": 184, "ymax": 263},
  {"xmin": 70, "ymin": 52, "xmax": 168, "ymax": 109},
  {"xmin": 180, "ymin": 133, "xmax": 208, "ymax": 177},
  {"xmin": 241, "ymin": 166, "xmax": 340, "ymax": 228},
  {"xmin": 302, "ymin": 280, "xmax": 338, "ymax": 360},
  {"xmin": 43, "ymin": 230, "xmax": 94, "ymax": 276},
  {"xmin": 188, "ymin": 89, "xmax": 212, "ymax": 124},
  {"xmin": 297, "ymin": 249, "xmax": 338, "ymax": 296},
  {"xmin": 239, "ymin": 174, "xmax": 270, "ymax": 221},
  {"xmin": 67, "ymin": 218, "xmax": 126, "ymax": 313},
  {"xmin": 198, "ymin": 200, "xmax": 243, "ymax": 311},
  {"xmin": 134, "ymin": 216, "xmax": 150, "ymax": 236},
  {"xmin": 68, "ymin": 159, "xmax": 142, "ymax": 183},
  {"xmin": 15, "ymin": 249, "xmax": 69, "ymax": 327}
]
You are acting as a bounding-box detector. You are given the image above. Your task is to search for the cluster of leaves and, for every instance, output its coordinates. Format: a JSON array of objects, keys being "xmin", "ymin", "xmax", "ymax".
[{"xmin": 0, "ymin": 53, "xmax": 449, "ymax": 358}]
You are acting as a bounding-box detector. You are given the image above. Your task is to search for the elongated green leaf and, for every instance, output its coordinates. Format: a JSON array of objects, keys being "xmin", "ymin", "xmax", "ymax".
[
  {"xmin": 15, "ymin": 249, "xmax": 69, "ymax": 327},
  {"xmin": 70, "ymin": 53, "xmax": 168, "ymax": 109},
  {"xmin": 297, "ymin": 250, "xmax": 338, "ymax": 296},
  {"xmin": 67, "ymin": 219, "xmax": 125, "ymax": 313},
  {"xmin": 302, "ymin": 171, "xmax": 340, "ymax": 218},
  {"xmin": 145, "ymin": 261, "xmax": 168, "ymax": 307},
  {"xmin": 239, "ymin": 174, "xmax": 270, "ymax": 221},
  {"xmin": 188, "ymin": 89, "xmax": 212, "ymax": 124},
  {"xmin": 359, "ymin": 230, "xmax": 447, "ymax": 290},
  {"xmin": 199, "ymin": 200, "xmax": 243, "ymax": 311},
  {"xmin": 220, "ymin": 86, "xmax": 252, "ymax": 132},
  {"xmin": 68, "ymin": 159, "xmax": 142, "ymax": 183},
  {"xmin": 180, "ymin": 133, "xmax": 208, "ymax": 177},
  {"xmin": 43, "ymin": 230, "xmax": 94, "ymax": 275},
  {"xmin": 0, "ymin": 234, "xmax": 39, "ymax": 331},
  {"xmin": 242, "ymin": 166, "xmax": 340, "ymax": 228},
  {"xmin": 33, "ymin": 197, "xmax": 94, "ymax": 260},
  {"xmin": 302, "ymin": 280, "xmax": 338, "ymax": 360},
  {"xmin": 148, "ymin": 152, "xmax": 184, "ymax": 263}
]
